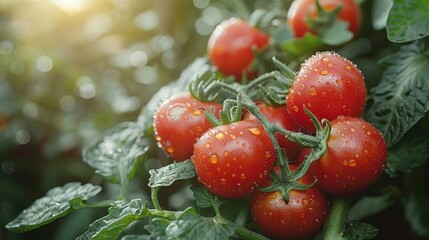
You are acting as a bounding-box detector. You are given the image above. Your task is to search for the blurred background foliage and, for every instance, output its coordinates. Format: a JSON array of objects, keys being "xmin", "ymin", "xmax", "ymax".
[{"xmin": 0, "ymin": 0, "xmax": 242, "ymax": 239}]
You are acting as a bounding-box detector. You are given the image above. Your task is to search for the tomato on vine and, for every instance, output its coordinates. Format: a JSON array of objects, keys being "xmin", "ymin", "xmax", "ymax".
[
  {"xmin": 286, "ymin": 51, "xmax": 366, "ymax": 132},
  {"xmin": 192, "ymin": 120, "xmax": 276, "ymax": 198},
  {"xmin": 244, "ymin": 103, "xmax": 302, "ymax": 160},
  {"xmin": 287, "ymin": 0, "xmax": 361, "ymax": 38},
  {"xmin": 250, "ymin": 165, "xmax": 329, "ymax": 240},
  {"xmin": 298, "ymin": 116, "xmax": 388, "ymax": 197},
  {"xmin": 207, "ymin": 18, "xmax": 270, "ymax": 80},
  {"xmin": 153, "ymin": 92, "xmax": 223, "ymax": 162}
]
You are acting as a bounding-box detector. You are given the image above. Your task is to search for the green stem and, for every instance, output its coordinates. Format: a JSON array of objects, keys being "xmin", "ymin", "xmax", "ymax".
[
  {"xmin": 151, "ymin": 187, "xmax": 163, "ymax": 211},
  {"xmin": 78, "ymin": 200, "xmax": 115, "ymax": 209},
  {"xmin": 322, "ymin": 198, "xmax": 351, "ymax": 240},
  {"xmin": 235, "ymin": 226, "xmax": 270, "ymax": 240}
]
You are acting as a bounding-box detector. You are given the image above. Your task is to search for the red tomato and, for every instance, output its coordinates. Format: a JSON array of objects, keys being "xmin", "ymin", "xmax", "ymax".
[
  {"xmin": 192, "ymin": 120, "xmax": 276, "ymax": 198},
  {"xmin": 153, "ymin": 92, "xmax": 223, "ymax": 162},
  {"xmin": 286, "ymin": 51, "xmax": 367, "ymax": 133},
  {"xmin": 207, "ymin": 18, "xmax": 270, "ymax": 80},
  {"xmin": 298, "ymin": 116, "xmax": 388, "ymax": 197},
  {"xmin": 250, "ymin": 165, "xmax": 329, "ymax": 240},
  {"xmin": 287, "ymin": 0, "xmax": 361, "ymax": 38},
  {"xmin": 244, "ymin": 103, "xmax": 302, "ymax": 160}
]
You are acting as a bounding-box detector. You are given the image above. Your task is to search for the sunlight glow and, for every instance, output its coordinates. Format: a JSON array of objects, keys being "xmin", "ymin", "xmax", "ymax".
[{"xmin": 50, "ymin": 0, "xmax": 89, "ymax": 13}]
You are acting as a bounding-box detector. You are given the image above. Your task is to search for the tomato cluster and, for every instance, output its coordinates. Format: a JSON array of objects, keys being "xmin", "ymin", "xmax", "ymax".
[{"xmin": 153, "ymin": 1, "xmax": 387, "ymax": 239}]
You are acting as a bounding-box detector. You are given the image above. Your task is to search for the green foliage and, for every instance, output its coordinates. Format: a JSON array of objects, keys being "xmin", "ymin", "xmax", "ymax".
[
  {"xmin": 6, "ymin": 183, "xmax": 101, "ymax": 232},
  {"xmin": 191, "ymin": 186, "xmax": 226, "ymax": 209},
  {"xmin": 82, "ymin": 122, "xmax": 149, "ymax": 186},
  {"xmin": 387, "ymin": 0, "xmax": 429, "ymax": 43},
  {"xmin": 365, "ymin": 41, "xmax": 429, "ymax": 147},
  {"xmin": 387, "ymin": 131, "xmax": 429, "ymax": 177},
  {"xmin": 148, "ymin": 160, "xmax": 196, "ymax": 188},
  {"xmin": 77, "ymin": 199, "xmax": 148, "ymax": 240},
  {"xmin": 344, "ymin": 220, "xmax": 379, "ymax": 240}
]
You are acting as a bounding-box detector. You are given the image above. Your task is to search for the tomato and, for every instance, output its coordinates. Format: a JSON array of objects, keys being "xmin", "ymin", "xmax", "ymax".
[
  {"xmin": 192, "ymin": 120, "xmax": 276, "ymax": 198},
  {"xmin": 244, "ymin": 103, "xmax": 302, "ymax": 160},
  {"xmin": 286, "ymin": 51, "xmax": 366, "ymax": 133},
  {"xmin": 153, "ymin": 92, "xmax": 223, "ymax": 162},
  {"xmin": 250, "ymin": 165, "xmax": 329, "ymax": 240},
  {"xmin": 207, "ymin": 18, "xmax": 270, "ymax": 80},
  {"xmin": 298, "ymin": 116, "xmax": 388, "ymax": 197},
  {"xmin": 287, "ymin": 0, "xmax": 361, "ymax": 38}
]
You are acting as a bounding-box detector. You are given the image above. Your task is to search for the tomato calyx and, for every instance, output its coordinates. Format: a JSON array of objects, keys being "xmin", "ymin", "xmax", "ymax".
[
  {"xmin": 305, "ymin": 0, "xmax": 353, "ymax": 45},
  {"xmin": 202, "ymin": 94, "xmax": 244, "ymax": 126}
]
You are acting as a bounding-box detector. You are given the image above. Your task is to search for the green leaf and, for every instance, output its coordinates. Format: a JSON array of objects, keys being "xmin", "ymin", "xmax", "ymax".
[
  {"xmin": 364, "ymin": 41, "xmax": 429, "ymax": 147},
  {"xmin": 344, "ymin": 220, "xmax": 379, "ymax": 240},
  {"xmin": 282, "ymin": 33, "xmax": 322, "ymax": 57},
  {"xmin": 386, "ymin": 0, "xmax": 429, "ymax": 43},
  {"xmin": 318, "ymin": 19, "xmax": 353, "ymax": 45},
  {"xmin": 82, "ymin": 122, "xmax": 149, "ymax": 184},
  {"xmin": 6, "ymin": 182, "xmax": 101, "ymax": 232},
  {"xmin": 402, "ymin": 166, "xmax": 429, "ymax": 237},
  {"xmin": 348, "ymin": 186, "xmax": 400, "ymax": 221},
  {"xmin": 77, "ymin": 199, "xmax": 148, "ymax": 240},
  {"xmin": 148, "ymin": 160, "xmax": 196, "ymax": 187},
  {"xmin": 190, "ymin": 186, "xmax": 226, "ymax": 209},
  {"xmin": 371, "ymin": 0, "xmax": 393, "ymax": 30},
  {"xmin": 387, "ymin": 132, "xmax": 429, "ymax": 177}
]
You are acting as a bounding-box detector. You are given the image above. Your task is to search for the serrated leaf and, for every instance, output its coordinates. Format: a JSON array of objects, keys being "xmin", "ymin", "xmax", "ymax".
[
  {"xmin": 386, "ymin": 0, "xmax": 429, "ymax": 43},
  {"xmin": 345, "ymin": 220, "xmax": 379, "ymax": 240},
  {"xmin": 148, "ymin": 160, "xmax": 196, "ymax": 187},
  {"xmin": 190, "ymin": 186, "xmax": 226, "ymax": 209},
  {"xmin": 6, "ymin": 182, "xmax": 101, "ymax": 232},
  {"xmin": 77, "ymin": 199, "xmax": 148, "ymax": 240},
  {"xmin": 348, "ymin": 186, "xmax": 400, "ymax": 221},
  {"xmin": 402, "ymin": 167, "xmax": 429, "ymax": 237},
  {"xmin": 282, "ymin": 33, "xmax": 322, "ymax": 57},
  {"xmin": 387, "ymin": 132, "xmax": 429, "ymax": 177},
  {"xmin": 364, "ymin": 41, "xmax": 429, "ymax": 147},
  {"xmin": 82, "ymin": 122, "xmax": 149, "ymax": 185}
]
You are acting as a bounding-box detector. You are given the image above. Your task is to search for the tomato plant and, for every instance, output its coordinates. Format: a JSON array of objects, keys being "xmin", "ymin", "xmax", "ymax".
[
  {"xmin": 153, "ymin": 92, "xmax": 223, "ymax": 161},
  {"xmin": 286, "ymin": 51, "xmax": 367, "ymax": 132},
  {"xmin": 5, "ymin": 1, "xmax": 429, "ymax": 240},
  {"xmin": 299, "ymin": 116, "xmax": 388, "ymax": 197},
  {"xmin": 287, "ymin": 0, "xmax": 361, "ymax": 38},
  {"xmin": 207, "ymin": 18, "xmax": 270, "ymax": 80},
  {"xmin": 192, "ymin": 120, "xmax": 276, "ymax": 198},
  {"xmin": 250, "ymin": 166, "xmax": 329, "ymax": 240}
]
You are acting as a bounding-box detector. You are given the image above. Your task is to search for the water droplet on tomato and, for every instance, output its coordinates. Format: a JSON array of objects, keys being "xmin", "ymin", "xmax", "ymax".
[
  {"xmin": 205, "ymin": 143, "xmax": 211, "ymax": 149},
  {"xmin": 293, "ymin": 106, "xmax": 299, "ymax": 112},
  {"xmin": 223, "ymin": 151, "xmax": 229, "ymax": 156},
  {"xmin": 344, "ymin": 65, "xmax": 352, "ymax": 71},
  {"xmin": 240, "ymin": 173, "xmax": 246, "ymax": 179},
  {"xmin": 320, "ymin": 69, "xmax": 328, "ymax": 75},
  {"xmin": 350, "ymin": 127, "xmax": 355, "ymax": 133},
  {"xmin": 209, "ymin": 154, "xmax": 218, "ymax": 164},
  {"xmin": 154, "ymin": 134, "xmax": 161, "ymax": 141},
  {"xmin": 302, "ymin": 199, "xmax": 309, "ymax": 205},
  {"xmin": 349, "ymin": 159, "xmax": 356, "ymax": 167},
  {"xmin": 230, "ymin": 134, "xmax": 236, "ymax": 139},
  {"xmin": 322, "ymin": 57, "xmax": 329, "ymax": 62},
  {"xmin": 215, "ymin": 132, "xmax": 224, "ymax": 139},
  {"xmin": 166, "ymin": 146, "xmax": 174, "ymax": 153},
  {"xmin": 192, "ymin": 108, "xmax": 202, "ymax": 115},
  {"xmin": 220, "ymin": 178, "xmax": 227, "ymax": 184},
  {"xmin": 248, "ymin": 127, "xmax": 261, "ymax": 135},
  {"xmin": 308, "ymin": 86, "xmax": 317, "ymax": 96}
]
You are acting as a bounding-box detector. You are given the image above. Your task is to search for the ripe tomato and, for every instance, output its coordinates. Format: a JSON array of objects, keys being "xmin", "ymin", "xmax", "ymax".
[
  {"xmin": 207, "ymin": 18, "xmax": 270, "ymax": 80},
  {"xmin": 287, "ymin": 0, "xmax": 361, "ymax": 38},
  {"xmin": 286, "ymin": 51, "xmax": 366, "ymax": 133},
  {"xmin": 250, "ymin": 165, "xmax": 329, "ymax": 240},
  {"xmin": 192, "ymin": 120, "xmax": 276, "ymax": 198},
  {"xmin": 153, "ymin": 92, "xmax": 223, "ymax": 162},
  {"xmin": 298, "ymin": 116, "xmax": 388, "ymax": 197},
  {"xmin": 244, "ymin": 103, "xmax": 302, "ymax": 160}
]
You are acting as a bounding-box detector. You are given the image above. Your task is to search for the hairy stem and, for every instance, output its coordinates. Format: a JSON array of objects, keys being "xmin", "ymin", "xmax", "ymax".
[
  {"xmin": 151, "ymin": 187, "xmax": 163, "ymax": 211},
  {"xmin": 322, "ymin": 197, "xmax": 351, "ymax": 240}
]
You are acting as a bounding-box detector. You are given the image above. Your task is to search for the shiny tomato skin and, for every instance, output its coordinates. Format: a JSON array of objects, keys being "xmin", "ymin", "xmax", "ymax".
[
  {"xmin": 153, "ymin": 92, "xmax": 223, "ymax": 162},
  {"xmin": 288, "ymin": 0, "xmax": 361, "ymax": 38},
  {"xmin": 192, "ymin": 120, "xmax": 276, "ymax": 198},
  {"xmin": 286, "ymin": 51, "xmax": 367, "ymax": 133},
  {"xmin": 250, "ymin": 165, "xmax": 329, "ymax": 240},
  {"xmin": 244, "ymin": 103, "xmax": 302, "ymax": 160},
  {"xmin": 298, "ymin": 116, "xmax": 388, "ymax": 197},
  {"xmin": 207, "ymin": 18, "xmax": 270, "ymax": 80}
]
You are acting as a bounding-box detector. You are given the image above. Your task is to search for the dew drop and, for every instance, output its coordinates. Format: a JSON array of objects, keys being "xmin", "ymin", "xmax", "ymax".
[
  {"xmin": 209, "ymin": 154, "xmax": 219, "ymax": 164},
  {"xmin": 240, "ymin": 173, "xmax": 246, "ymax": 179},
  {"xmin": 322, "ymin": 57, "xmax": 329, "ymax": 62},
  {"xmin": 215, "ymin": 132, "xmax": 224, "ymax": 140},
  {"xmin": 350, "ymin": 127, "xmax": 355, "ymax": 133},
  {"xmin": 193, "ymin": 108, "xmax": 202, "ymax": 115},
  {"xmin": 265, "ymin": 151, "xmax": 271, "ymax": 158},
  {"xmin": 230, "ymin": 134, "xmax": 236, "ymax": 139},
  {"xmin": 205, "ymin": 143, "xmax": 211, "ymax": 148},
  {"xmin": 166, "ymin": 146, "xmax": 174, "ymax": 153},
  {"xmin": 344, "ymin": 65, "xmax": 352, "ymax": 71},
  {"xmin": 220, "ymin": 178, "xmax": 227, "ymax": 184},
  {"xmin": 320, "ymin": 69, "xmax": 328, "ymax": 75},
  {"xmin": 308, "ymin": 86, "xmax": 317, "ymax": 96},
  {"xmin": 248, "ymin": 127, "xmax": 261, "ymax": 135},
  {"xmin": 223, "ymin": 151, "xmax": 229, "ymax": 157},
  {"xmin": 349, "ymin": 159, "xmax": 356, "ymax": 167},
  {"xmin": 302, "ymin": 199, "xmax": 309, "ymax": 205},
  {"xmin": 154, "ymin": 134, "xmax": 161, "ymax": 141}
]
